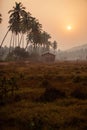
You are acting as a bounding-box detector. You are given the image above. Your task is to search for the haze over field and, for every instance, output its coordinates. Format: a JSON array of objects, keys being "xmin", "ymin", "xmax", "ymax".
[{"xmin": 0, "ymin": 0, "xmax": 87, "ymax": 50}]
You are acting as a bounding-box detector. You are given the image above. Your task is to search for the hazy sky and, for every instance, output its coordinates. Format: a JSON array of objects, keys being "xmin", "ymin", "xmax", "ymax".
[{"xmin": 0, "ymin": 0, "xmax": 87, "ymax": 50}]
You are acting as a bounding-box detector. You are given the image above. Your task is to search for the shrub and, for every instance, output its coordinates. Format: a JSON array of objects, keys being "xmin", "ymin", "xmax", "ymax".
[
  {"xmin": 39, "ymin": 79, "xmax": 51, "ymax": 88},
  {"xmin": 73, "ymin": 75, "xmax": 87, "ymax": 83},
  {"xmin": 64, "ymin": 116, "xmax": 85, "ymax": 129},
  {"xmin": 73, "ymin": 75, "xmax": 81, "ymax": 83},
  {"xmin": 40, "ymin": 87, "xmax": 66, "ymax": 102},
  {"xmin": 71, "ymin": 87, "xmax": 87, "ymax": 99},
  {"xmin": 30, "ymin": 116, "xmax": 44, "ymax": 130}
]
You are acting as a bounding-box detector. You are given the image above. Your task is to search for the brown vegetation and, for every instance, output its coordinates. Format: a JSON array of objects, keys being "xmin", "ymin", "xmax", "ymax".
[{"xmin": 0, "ymin": 61, "xmax": 87, "ymax": 130}]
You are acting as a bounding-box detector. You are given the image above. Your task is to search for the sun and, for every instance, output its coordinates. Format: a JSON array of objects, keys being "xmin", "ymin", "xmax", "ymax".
[{"xmin": 67, "ymin": 25, "xmax": 72, "ymax": 30}]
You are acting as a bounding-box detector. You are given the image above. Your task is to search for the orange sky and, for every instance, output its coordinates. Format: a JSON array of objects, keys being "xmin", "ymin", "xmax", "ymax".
[{"xmin": 0, "ymin": 0, "xmax": 87, "ymax": 50}]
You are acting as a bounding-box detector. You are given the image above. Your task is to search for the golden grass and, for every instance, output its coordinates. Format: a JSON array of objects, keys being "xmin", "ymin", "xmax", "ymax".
[{"xmin": 0, "ymin": 61, "xmax": 87, "ymax": 130}]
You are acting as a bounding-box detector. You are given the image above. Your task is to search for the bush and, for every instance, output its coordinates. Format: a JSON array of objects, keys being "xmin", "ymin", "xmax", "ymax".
[
  {"xmin": 39, "ymin": 79, "xmax": 51, "ymax": 88},
  {"xmin": 29, "ymin": 116, "xmax": 44, "ymax": 130},
  {"xmin": 40, "ymin": 87, "xmax": 66, "ymax": 102},
  {"xmin": 64, "ymin": 116, "xmax": 85, "ymax": 129},
  {"xmin": 71, "ymin": 87, "xmax": 87, "ymax": 99},
  {"xmin": 73, "ymin": 75, "xmax": 87, "ymax": 83},
  {"xmin": 73, "ymin": 76, "xmax": 81, "ymax": 83}
]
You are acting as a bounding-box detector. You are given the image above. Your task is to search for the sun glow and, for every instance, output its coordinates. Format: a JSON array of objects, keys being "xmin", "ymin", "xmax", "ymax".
[{"xmin": 67, "ymin": 25, "xmax": 72, "ymax": 30}]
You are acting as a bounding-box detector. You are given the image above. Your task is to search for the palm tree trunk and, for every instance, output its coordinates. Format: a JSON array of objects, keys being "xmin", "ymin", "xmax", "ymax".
[
  {"xmin": 18, "ymin": 33, "xmax": 20, "ymax": 46},
  {"xmin": 19, "ymin": 33, "xmax": 23, "ymax": 47},
  {"xmin": 9, "ymin": 33, "xmax": 13, "ymax": 53},
  {"xmin": 13, "ymin": 33, "xmax": 15, "ymax": 48},
  {"xmin": 25, "ymin": 40, "xmax": 29, "ymax": 50},
  {"xmin": 0, "ymin": 29, "xmax": 9, "ymax": 48},
  {"xmin": 22, "ymin": 35, "xmax": 24, "ymax": 48},
  {"xmin": 15, "ymin": 35, "xmax": 17, "ymax": 47}
]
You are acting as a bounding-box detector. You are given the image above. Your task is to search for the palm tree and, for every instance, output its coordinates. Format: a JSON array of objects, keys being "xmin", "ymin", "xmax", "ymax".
[
  {"xmin": 26, "ymin": 18, "xmax": 42, "ymax": 50},
  {"xmin": 41, "ymin": 31, "xmax": 51, "ymax": 52},
  {"xmin": 8, "ymin": 2, "xmax": 26, "ymax": 47},
  {"xmin": 0, "ymin": 13, "xmax": 2, "ymax": 23},
  {"xmin": 20, "ymin": 12, "xmax": 32, "ymax": 48},
  {"xmin": 52, "ymin": 41, "xmax": 58, "ymax": 53},
  {"xmin": 21, "ymin": 12, "xmax": 32, "ymax": 34}
]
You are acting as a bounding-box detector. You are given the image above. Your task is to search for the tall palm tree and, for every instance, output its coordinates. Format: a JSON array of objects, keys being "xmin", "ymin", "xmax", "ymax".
[
  {"xmin": 26, "ymin": 18, "xmax": 42, "ymax": 50},
  {"xmin": 21, "ymin": 12, "xmax": 32, "ymax": 34},
  {"xmin": 20, "ymin": 12, "xmax": 32, "ymax": 47},
  {"xmin": 0, "ymin": 14, "xmax": 2, "ymax": 48},
  {"xmin": 41, "ymin": 31, "xmax": 51, "ymax": 52},
  {"xmin": 0, "ymin": 13, "xmax": 2, "ymax": 23},
  {"xmin": 8, "ymin": 2, "xmax": 26, "ymax": 47}
]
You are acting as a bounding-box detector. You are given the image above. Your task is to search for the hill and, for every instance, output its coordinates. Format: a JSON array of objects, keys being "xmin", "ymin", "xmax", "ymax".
[
  {"xmin": 66, "ymin": 43, "xmax": 87, "ymax": 52},
  {"xmin": 56, "ymin": 43, "xmax": 87, "ymax": 60}
]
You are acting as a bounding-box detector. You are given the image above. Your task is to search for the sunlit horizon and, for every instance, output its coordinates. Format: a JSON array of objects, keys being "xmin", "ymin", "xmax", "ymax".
[{"xmin": 0, "ymin": 0, "xmax": 87, "ymax": 50}]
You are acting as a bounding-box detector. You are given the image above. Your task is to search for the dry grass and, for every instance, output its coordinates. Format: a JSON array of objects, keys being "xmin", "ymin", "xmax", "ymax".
[{"xmin": 0, "ymin": 61, "xmax": 87, "ymax": 130}]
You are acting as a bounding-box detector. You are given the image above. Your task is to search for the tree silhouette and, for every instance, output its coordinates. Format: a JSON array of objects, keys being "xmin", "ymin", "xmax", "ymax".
[
  {"xmin": 0, "ymin": 13, "xmax": 2, "ymax": 23},
  {"xmin": 21, "ymin": 12, "xmax": 32, "ymax": 34},
  {"xmin": 7, "ymin": 46, "xmax": 29, "ymax": 60},
  {"xmin": 52, "ymin": 41, "xmax": 58, "ymax": 53},
  {"xmin": 26, "ymin": 18, "xmax": 42, "ymax": 50},
  {"xmin": 41, "ymin": 31, "xmax": 51, "ymax": 52},
  {"xmin": 21, "ymin": 12, "xmax": 33, "ymax": 48},
  {"xmin": 1, "ymin": 2, "xmax": 58, "ymax": 61},
  {"xmin": 8, "ymin": 2, "xmax": 26, "ymax": 47}
]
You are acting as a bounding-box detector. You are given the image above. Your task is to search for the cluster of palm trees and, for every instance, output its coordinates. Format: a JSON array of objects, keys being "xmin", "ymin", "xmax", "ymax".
[
  {"xmin": 0, "ymin": 2, "xmax": 58, "ymax": 58},
  {"xmin": 1, "ymin": 2, "xmax": 53, "ymax": 50}
]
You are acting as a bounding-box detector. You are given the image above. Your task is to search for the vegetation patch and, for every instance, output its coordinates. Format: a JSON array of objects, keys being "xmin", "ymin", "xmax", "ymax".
[
  {"xmin": 39, "ymin": 87, "xmax": 66, "ymax": 102},
  {"xmin": 0, "ymin": 62, "xmax": 87, "ymax": 130},
  {"xmin": 71, "ymin": 86, "xmax": 87, "ymax": 99}
]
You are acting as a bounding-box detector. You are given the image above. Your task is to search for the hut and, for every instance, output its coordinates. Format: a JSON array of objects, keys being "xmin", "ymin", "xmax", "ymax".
[{"xmin": 41, "ymin": 52, "xmax": 55, "ymax": 62}]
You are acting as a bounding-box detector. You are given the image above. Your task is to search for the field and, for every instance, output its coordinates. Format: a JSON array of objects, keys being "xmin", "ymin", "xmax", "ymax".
[{"xmin": 0, "ymin": 61, "xmax": 87, "ymax": 130}]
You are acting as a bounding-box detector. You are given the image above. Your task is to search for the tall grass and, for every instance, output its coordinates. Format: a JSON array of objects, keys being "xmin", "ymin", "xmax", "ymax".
[{"xmin": 0, "ymin": 61, "xmax": 87, "ymax": 129}]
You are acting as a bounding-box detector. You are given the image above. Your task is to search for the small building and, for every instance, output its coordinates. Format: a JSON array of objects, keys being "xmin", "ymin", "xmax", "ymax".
[{"xmin": 41, "ymin": 52, "xmax": 55, "ymax": 62}]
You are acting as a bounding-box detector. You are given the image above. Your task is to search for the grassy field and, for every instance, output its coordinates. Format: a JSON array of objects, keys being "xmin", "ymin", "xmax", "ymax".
[{"xmin": 0, "ymin": 61, "xmax": 87, "ymax": 130}]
